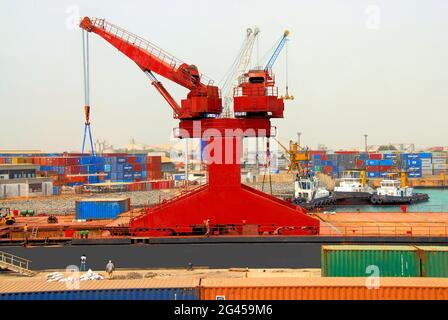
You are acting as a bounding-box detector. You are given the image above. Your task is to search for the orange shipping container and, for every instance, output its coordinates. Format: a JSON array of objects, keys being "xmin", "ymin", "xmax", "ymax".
[{"xmin": 200, "ymin": 277, "xmax": 448, "ymax": 300}]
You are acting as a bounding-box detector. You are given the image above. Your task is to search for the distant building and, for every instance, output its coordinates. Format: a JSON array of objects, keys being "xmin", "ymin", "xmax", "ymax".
[{"xmin": 0, "ymin": 164, "xmax": 53, "ymax": 199}]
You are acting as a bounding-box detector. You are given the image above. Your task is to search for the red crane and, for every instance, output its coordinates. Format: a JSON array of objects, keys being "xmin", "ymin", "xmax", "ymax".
[{"xmin": 80, "ymin": 17, "xmax": 319, "ymax": 236}]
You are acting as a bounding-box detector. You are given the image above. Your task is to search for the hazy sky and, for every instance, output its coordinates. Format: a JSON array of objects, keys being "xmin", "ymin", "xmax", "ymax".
[{"xmin": 1, "ymin": 0, "xmax": 447, "ymax": 152}]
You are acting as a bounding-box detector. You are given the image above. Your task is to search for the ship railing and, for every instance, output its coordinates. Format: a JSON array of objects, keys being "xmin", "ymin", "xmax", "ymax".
[
  {"xmin": 319, "ymin": 225, "xmax": 448, "ymax": 237},
  {"xmin": 233, "ymin": 86, "xmax": 278, "ymax": 97},
  {"xmin": 3, "ymin": 224, "xmax": 448, "ymax": 242}
]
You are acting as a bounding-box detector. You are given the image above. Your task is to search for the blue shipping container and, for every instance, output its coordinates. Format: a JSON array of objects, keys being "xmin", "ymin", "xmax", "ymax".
[
  {"xmin": 88, "ymin": 176, "xmax": 99, "ymax": 184},
  {"xmin": 52, "ymin": 186, "xmax": 60, "ymax": 195},
  {"xmin": 366, "ymin": 160, "xmax": 379, "ymax": 166},
  {"xmin": 133, "ymin": 172, "xmax": 142, "ymax": 178},
  {"xmin": 367, "ymin": 172, "xmax": 380, "ymax": 178},
  {"xmin": 123, "ymin": 164, "xmax": 133, "ymax": 171},
  {"xmin": 407, "ymin": 159, "xmax": 422, "ymax": 166},
  {"xmin": 79, "ymin": 156, "xmax": 93, "ymax": 165},
  {"xmin": 408, "ymin": 172, "xmax": 422, "ymax": 178},
  {"xmin": 0, "ymin": 287, "xmax": 199, "ymax": 300},
  {"xmin": 403, "ymin": 153, "xmax": 420, "ymax": 160},
  {"xmin": 117, "ymin": 157, "xmax": 127, "ymax": 164},
  {"xmin": 383, "ymin": 153, "xmax": 398, "ymax": 159},
  {"xmin": 419, "ymin": 153, "xmax": 432, "ymax": 159},
  {"xmin": 380, "ymin": 159, "xmax": 394, "ymax": 166},
  {"xmin": 359, "ymin": 153, "xmax": 368, "ymax": 160},
  {"xmin": 75, "ymin": 198, "xmax": 130, "ymax": 220}
]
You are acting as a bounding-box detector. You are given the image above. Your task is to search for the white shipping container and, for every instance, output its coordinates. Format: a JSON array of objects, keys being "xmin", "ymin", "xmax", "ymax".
[
  {"xmin": 421, "ymin": 163, "xmax": 433, "ymax": 169},
  {"xmin": 421, "ymin": 158, "xmax": 432, "ymax": 164},
  {"xmin": 4, "ymin": 184, "xmax": 19, "ymax": 198},
  {"xmin": 17, "ymin": 183, "xmax": 29, "ymax": 197},
  {"xmin": 432, "ymin": 152, "xmax": 447, "ymax": 158},
  {"xmin": 433, "ymin": 164, "xmax": 447, "ymax": 170},
  {"xmin": 422, "ymin": 170, "xmax": 433, "ymax": 176},
  {"xmin": 43, "ymin": 182, "xmax": 53, "ymax": 196},
  {"xmin": 432, "ymin": 158, "xmax": 447, "ymax": 164}
]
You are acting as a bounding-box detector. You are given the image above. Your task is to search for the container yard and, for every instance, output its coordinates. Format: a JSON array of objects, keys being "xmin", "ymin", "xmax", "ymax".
[{"xmin": 1, "ymin": 0, "xmax": 448, "ymax": 311}]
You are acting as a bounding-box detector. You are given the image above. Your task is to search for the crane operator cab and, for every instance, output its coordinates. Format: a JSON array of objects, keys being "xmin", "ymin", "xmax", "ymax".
[{"xmin": 233, "ymin": 69, "xmax": 284, "ymax": 118}]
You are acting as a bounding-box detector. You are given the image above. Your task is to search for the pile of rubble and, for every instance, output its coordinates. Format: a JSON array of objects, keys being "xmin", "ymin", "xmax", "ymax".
[{"xmin": 46, "ymin": 269, "xmax": 104, "ymax": 282}]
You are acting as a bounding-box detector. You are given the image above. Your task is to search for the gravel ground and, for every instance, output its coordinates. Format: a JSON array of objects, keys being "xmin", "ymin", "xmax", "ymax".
[
  {"xmin": 0, "ymin": 189, "xmax": 177, "ymax": 214},
  {"xmin": 245, "ymin": 182, "xmax": 295, "ymax": 196},
  {"xmin": 0, "ymin": 182, "xmax": 294, "ymax": 214}
]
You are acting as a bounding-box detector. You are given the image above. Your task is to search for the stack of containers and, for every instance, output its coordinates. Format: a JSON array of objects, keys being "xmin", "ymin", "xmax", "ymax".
[
  {"xmin": 334, "ymin": 151, "xmax": 358, "ymax": 176},
  {"xmin": 432, "ymin": 151, "xmax": 447, "ymax": 176},
  {"xmin": 326, "ymin": 153, "xmax": 339, "ymax": 177},
  {"xmin": 365, "ymin": 159, "xmax": 380, "ymax": 178},
  {"xmin": 420, "ymin": 153, "xmax": 433, "ymax": 177},
  {"xmin": 102, "ymin": 154, "xmax": 162, "ymax": 183},
  {"xmin": 146, "ymin": 156, "xmax": 162, "ymax": 180},
  {"xmin": 402, "ymin": 153, "xmax": 423, "ymax": 178},
  {"xmin": 379, "ymin": 159, "xmax": 394, "ymax": 177}
]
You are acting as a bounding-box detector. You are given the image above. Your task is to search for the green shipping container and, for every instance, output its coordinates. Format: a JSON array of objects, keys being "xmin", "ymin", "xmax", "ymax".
[
  {"xmin": 417, "ymin": 246, "xmax": 448, "ymax": 278},
  {"xmin": 321, "ymin": 245, "xmax": 420, "ymax": 277}
]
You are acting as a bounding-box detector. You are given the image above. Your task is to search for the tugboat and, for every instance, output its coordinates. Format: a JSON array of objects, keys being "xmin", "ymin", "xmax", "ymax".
[
  {"xmin": 370, "ymin": 172, "xmax": 429, "ymax": 205},
  {"xmin": 334, "ymin": 170, "xmax": 374, "ymax": 205},
  {"xmin": 292, "ymin": 173, "xmax": 336, "ymax": 210}
]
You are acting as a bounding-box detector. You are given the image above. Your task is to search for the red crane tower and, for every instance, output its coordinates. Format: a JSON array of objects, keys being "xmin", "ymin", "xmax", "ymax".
[{"xmin": 80, "ymin": 17, "xmax": 319, "ymax": 236}]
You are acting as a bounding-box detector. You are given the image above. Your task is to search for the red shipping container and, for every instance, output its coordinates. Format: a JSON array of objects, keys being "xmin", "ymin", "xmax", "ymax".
[
  {"xmin": 134, "ymin": 164, "xmax": 143, "ymax": 171},
  {"xmin": 355, "ymin": 159, "xmax": 365, "ymax": 168},
  {"xmin": 379, "ymin": 166, "xmax": 393, "ymax": 172},
  {"xmin": 128, "ymin": 156, "xmax": 136, "ymax": 164},
  {"xmin": 366, "ymin": 166, "xmax": 379, "ymax": 172},
  {"xmin": 0, "ymin": 157, "xmax": 5, "ymax": 164},
  {"xmin": 368, "ymin": 153, "xmax": 382, "ymax": 160},
  {"xmin": 325, "ymin": 166, "xmax": 333, "ymax": 173}
]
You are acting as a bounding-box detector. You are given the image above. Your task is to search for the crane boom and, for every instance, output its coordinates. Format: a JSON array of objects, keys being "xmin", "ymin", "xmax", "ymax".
[
  {"xmin": 80, "ymin": 17, "xmax": 221, "ymax": 119},
  {"xmin": 264, "ymin": 30, "xmax": 289, "ymax": 71}
]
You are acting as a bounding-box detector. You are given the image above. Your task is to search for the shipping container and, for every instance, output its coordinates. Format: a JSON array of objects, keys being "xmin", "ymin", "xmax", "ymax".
[
  {"xmin": 366, "ymin": 160, "xmax": 379, "ymax": 166},
  {"xmin": 0, "ymin": 278, "xmax": 199, "ymax": 300},
  {"xmin": 417, "ymin": 246, "xmax": 448, "ymax": 278},
  {"xmin": 200, "ymin": 277, "xmax": 448, "ymax": 300},
  {"xmin": 321, "ymin": 245, "xmax": 420, "ymax": 277},
  {"xmin": 432, "ymin": 152, "xmax": 447, "ymax": 158},
  {"xmin": 408, "ymin": 172, "xmax": 422, "ymax": 178},
  {"xmin": 383, "ymin": 153, "xmax": 398, "ymax": 160},
  {"xmin": 75, "ymin": 198, "xmax": 130, "ymax": 220},
  {"xmin": 379, "ymin": 159, "xmax": 394, "ymax": 166},
  {"xmin": 368, "ymin": 153, "xmax": 382, "ymax": 160},
  {"xmin": 419, "ymin": 153, "xmax": 432, "ymax": 159},
  {"xmin": 432, "ymin": 158, "xmax": 447, "ymax": 164}
]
